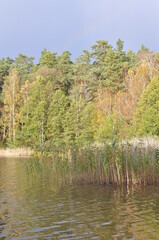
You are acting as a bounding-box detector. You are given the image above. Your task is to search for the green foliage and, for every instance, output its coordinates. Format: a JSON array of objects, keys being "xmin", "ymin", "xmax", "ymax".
[
  {"xmin": 39, "ymin": 49, "xmax": 57, "ymax": 68},
  {"xmin": 116, "ymin": 38, "xmax": 124, "ymax": 52},
  {"xmin": 71, "ymin": 50, "xmax": 95, "ymax": 102},
  {"xmin": 57, "ymin": 51, "xmax": 72, "ymax": 94},
  {"xmin": 91, "ymin": 40, "xmax": 111, "ymax": 82},
  {"xmin": 0, "ymin": 38, "xmax": 159, "ymax": 148},
  {"xmin": 64, "ymin": 99, "xmax": 94, "ymax": 145},
  {"xmin": 101, "ymin": 48, "xmax": 125, "ymax": 92},
  {"xmin": 133, "ymin": 76, "xmax": 159, "ymax": 136},
  {"xmin": 47, "ymin": 90, "xmax": 68, "ymax": 144},
  {"xmin": 126, "ymin": 50, "xmax": 136, "ymax": 68},
  {"xmin": 91, "ymin": 40, "xmax": 111, "ymax": 63},
  {"xmin": 15, "ymin": 54, "xmax": 34, "ymax": 83},
  {"xmin": 95, "ymin": 114, "xmax": 121, "ymax": 142},
  {"xmin": 0, "ymin": 57, "xmax": 13, "ymax": 94},
  {"xmin": 20, "ymin": 76, "xmax": 48, "ymax": 147},
  {"xmin": 1, "ymin": 68, "xmax": 20, "ymax": 144}
]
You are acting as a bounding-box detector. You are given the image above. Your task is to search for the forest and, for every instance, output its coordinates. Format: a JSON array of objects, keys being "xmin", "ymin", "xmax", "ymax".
[{"xmin": 0, "ymin": 39, "xmax": 159, "ymax": 149}]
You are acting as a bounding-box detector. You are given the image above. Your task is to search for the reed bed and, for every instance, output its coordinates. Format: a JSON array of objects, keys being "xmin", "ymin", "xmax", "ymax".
[{"xmin": 36, "ymin": 139, "xmax": 159, "ymax": 186}]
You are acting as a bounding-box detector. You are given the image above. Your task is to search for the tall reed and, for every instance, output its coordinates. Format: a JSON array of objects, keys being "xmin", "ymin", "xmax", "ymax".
[{"xmin": 33, "ymin": 139, "xmax": 159, "ymax": 186}]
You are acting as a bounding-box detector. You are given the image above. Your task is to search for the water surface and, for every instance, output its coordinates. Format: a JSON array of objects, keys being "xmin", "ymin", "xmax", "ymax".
[{"xmin": 0, "ymin": 157, "xmax": 159, "ymax": 239}]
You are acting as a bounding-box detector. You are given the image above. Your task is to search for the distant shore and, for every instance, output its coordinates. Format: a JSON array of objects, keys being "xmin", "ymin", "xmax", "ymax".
[{"xmin": 0, "ymin": 148, "xmax": 34, "ymax": 158}]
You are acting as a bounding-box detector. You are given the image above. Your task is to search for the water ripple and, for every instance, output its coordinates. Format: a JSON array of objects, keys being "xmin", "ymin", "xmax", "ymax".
[{"xmin": 1, "ymin": 158, "xmax": 159, "ymax": 239}]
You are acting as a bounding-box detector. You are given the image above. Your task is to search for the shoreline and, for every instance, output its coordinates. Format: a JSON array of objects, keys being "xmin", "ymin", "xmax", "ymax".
[
  {"xmin": 0, "ymin": 148, "xmax": 34, "ymax": 158},
  {"xmin": 0, "ymin": 137, "xmax": 158, "ymax": 157}
]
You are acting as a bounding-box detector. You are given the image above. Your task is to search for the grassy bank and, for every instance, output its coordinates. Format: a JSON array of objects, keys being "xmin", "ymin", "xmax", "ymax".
[{"xmin": 37, "ymin": 138, "xmax": 159, "ymax": 186}]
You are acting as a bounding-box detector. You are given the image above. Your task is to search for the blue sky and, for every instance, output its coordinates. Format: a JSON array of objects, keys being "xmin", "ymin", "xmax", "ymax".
[{"xmin": 0, "ymin": 0, "xmax": 158, "ymax": 61}]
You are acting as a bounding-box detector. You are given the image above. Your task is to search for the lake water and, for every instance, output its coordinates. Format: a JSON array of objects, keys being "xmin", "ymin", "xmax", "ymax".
[{"xmin": 1, "ymin": 158, "xmax": 159, "ymax": 239}]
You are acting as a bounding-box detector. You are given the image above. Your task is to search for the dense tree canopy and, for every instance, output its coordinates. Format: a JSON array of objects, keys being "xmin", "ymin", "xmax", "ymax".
[{"xmin": 0, "ymin": 39, "xmax": 159, "ymax": 148}]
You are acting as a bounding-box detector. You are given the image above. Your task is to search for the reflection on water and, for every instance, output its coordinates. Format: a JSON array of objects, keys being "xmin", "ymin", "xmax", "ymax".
[{"xmin": 1, "ymin": 158, "xmax": 159, "ymax": 239}]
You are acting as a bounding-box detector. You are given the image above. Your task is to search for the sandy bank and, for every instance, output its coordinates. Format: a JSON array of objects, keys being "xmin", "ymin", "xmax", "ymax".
[{"xmin": 0, "ymin": 148, "xmax": 34, "ymax": 157}]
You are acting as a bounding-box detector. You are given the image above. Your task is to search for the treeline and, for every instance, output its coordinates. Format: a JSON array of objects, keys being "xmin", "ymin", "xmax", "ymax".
[{"xmin": 0, "ymin": 39, "xmax": 159, "ymax": 148}]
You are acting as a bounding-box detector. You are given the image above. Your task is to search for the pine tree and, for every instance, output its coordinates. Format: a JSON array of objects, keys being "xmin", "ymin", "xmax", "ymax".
[
  {"xmin": 91, "ymin": 40, "xmax": 112, "ymax": 82},
  {"xmin": 57, "ymin": 51, "xmax": 73, "ymax": 94},
  {"xmin": 71, "ymin": 50, "xmax": 95, "ymax": 102},
  {"xmin": 15, "ymin": 54, "xmax": 34, "ymax": 84},
  {"xmin": 39, "ymin": 49, "xmax": 57, "ymax": 68},
  {"xmin": 102, "ymin": 48, "xmax": 124, "ymax": 92}
]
